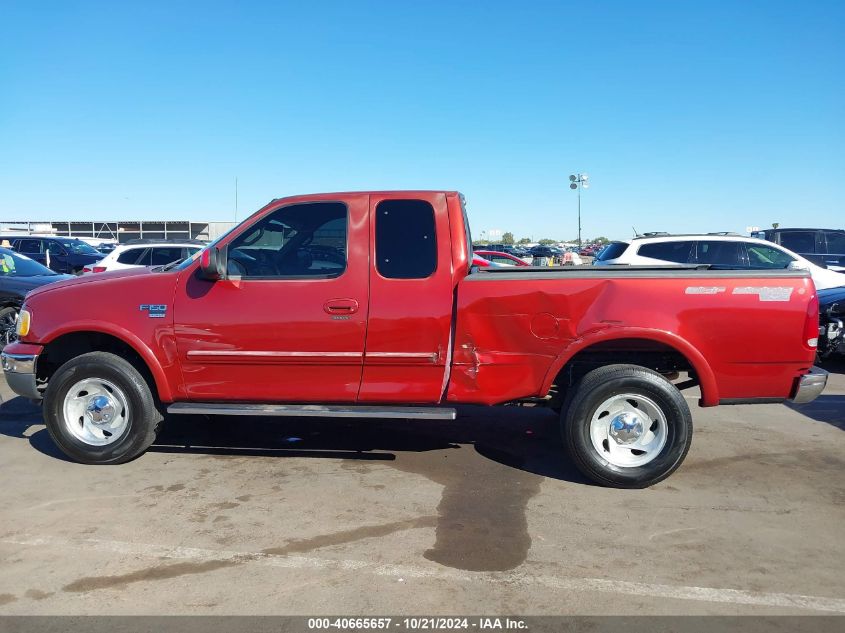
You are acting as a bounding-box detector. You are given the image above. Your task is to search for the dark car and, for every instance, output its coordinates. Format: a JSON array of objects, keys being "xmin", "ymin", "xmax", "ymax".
[
  {"xmin": 818, "ymin": 286, "xmax": 845, "ymax": 359},
  {"xmin": 0, "ymin": 248, "xmax": 73, "ymax": 349},
  {"xmin": 751, "ymin": 228, "xmax": 845, "ymax": 272},
  {"xmin": 0, "ymin": 235, "xmax": 103, "ymax": 274}
]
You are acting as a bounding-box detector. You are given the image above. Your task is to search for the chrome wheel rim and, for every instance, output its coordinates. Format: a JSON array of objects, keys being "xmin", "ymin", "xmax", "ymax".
[
  {"xmin": 62, "ymin": 378, "xmax": 130, "ymax": 446},
  {"xmin": 589, "ymin": 393, "xmax": 668, "ymax": 467}
]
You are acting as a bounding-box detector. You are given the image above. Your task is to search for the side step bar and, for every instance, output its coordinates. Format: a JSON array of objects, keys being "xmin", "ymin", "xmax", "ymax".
[{"xmin": 167, "ymin": 402, "xmax": 457, "ymax": 421}]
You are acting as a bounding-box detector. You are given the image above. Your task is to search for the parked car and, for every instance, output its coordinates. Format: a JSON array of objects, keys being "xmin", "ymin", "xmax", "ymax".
[
  {"xmin": 0, "ymin": 235, "xmax": 102, "ymax": 275},
  {"xmin": 83, "ymin": 241, "xmax": 203, "ymax": 274},
  {"xmin": 593, "ymin": 234, "xmax": 845, "ymax": 290},
  {"xmin": 474, "ymin": 250, "xmax": 529, "ymax": 266},
  {"xmin": 0, "ymin": 248, "xmax": 72, "ymax": 350},
  {"xmin": 471, "ymin": 254, "xmax": 502, "ymax": 268},
  {"xmin": 818, "ymin": 286, "xmax": 845, "ymax": 359},
  {"xmin": 2, "ymin": 190, "xmax": 827, "ymax": 488},
  {"xmin": 751, "ymin": 228, "xmax": 845, "ymax": 272}
]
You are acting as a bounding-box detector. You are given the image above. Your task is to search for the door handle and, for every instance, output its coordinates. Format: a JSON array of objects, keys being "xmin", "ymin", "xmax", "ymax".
[{"xmin": 324, "ymin": 298, "xmax": 359, "ymax": 315}]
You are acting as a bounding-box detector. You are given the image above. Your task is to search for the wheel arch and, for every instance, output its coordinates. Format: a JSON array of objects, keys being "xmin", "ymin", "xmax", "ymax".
[
  {"xmin": 38, "ymin": 326, "xmax": 173, "ymax": 402},
  {"xmin": 542, "ymin": 328, "xmax": 719, "ymax": 406}
]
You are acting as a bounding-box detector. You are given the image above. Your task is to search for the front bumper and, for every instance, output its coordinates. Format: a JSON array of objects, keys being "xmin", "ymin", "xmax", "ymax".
[
  {"xmin": 790, "ymin": 366, "xmax": 828, "ymax": 405},
  {"xmin": 1, "ymin": 349, "xmax": 42, "ymax": 401}
]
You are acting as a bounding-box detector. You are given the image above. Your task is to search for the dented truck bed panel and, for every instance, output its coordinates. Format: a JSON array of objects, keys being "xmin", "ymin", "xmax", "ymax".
[{"xmin": 448, "ymin": 269, "xmax": 817, "ymax": 406}]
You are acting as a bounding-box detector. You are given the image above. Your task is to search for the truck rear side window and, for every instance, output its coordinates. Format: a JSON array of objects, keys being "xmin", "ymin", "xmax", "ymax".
[{"xmin": 375, "ymin": 200, "xmax": 437, "ymax": 279}]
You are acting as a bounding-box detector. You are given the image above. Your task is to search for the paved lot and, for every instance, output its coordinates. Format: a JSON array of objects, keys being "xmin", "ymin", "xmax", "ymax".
[{"xmin": 0, "ymin": 360, "xmax": 843, "ymax": 615}]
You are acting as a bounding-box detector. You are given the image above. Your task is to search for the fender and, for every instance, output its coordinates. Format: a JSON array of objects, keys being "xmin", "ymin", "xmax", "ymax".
[
  {"xmin": 41, "ymin": 320, "xmax": 176, "ymax": 402},
  {"xmin": 540, "ymin": 326, "xmax": 719, "ymax": 406}
]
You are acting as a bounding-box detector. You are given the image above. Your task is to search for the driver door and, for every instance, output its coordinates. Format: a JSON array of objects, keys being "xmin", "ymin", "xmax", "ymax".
[{"xmin": 173, "ymin": 195, "xmax": 369, "ymax": 402}]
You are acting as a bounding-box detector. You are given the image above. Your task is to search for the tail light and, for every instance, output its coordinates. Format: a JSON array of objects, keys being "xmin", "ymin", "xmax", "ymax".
[
  {"xmin": 92, "ymin": 266, "xmax": 107, "ymax": 273},
  {"xmin": 804, "ymin": 291, "xmax": 820, "ymax": 349}
]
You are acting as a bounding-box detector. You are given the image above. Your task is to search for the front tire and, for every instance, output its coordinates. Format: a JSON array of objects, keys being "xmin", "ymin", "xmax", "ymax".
[
  {"xmin": 562, "ymin": 364, "xmax": 693, "ymax": 488},
  {"xmin": 43, "ymin": 351, "xmax": 163, "ymax": 464}
]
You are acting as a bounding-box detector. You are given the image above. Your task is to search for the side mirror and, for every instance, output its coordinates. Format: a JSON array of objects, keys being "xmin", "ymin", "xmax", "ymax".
[
  {"xmin": 198, "ymin": 247, "xmax": 225, "ymax": 280},
  {"xmin": 787, "ymin": 260, "xmax": 809, "ymax": 271}
]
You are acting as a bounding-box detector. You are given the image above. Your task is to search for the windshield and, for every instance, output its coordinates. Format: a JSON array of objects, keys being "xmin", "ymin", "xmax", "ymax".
[
  {"xmin": 0, "ymin": 249, "xmax": 57, "ymax": 276},
  {"xmin": 61, "ymin": 240, "xmax": 100, "ymax": 255}
]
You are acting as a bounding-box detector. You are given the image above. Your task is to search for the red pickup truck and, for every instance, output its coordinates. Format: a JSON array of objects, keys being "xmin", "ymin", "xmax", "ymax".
[{"xmin": 1, "ymin": 191, "xmax": 828, "ymax": 488}]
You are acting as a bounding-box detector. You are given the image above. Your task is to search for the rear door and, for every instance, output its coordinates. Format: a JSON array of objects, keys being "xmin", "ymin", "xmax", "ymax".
[
  {"xmin": 15, "ymin": 239, "xmax": 47, "ymax": 267},
  {"xmin": 358, "ymin": 193, "xmax": 454, "ymax": 403},
  {"xmin": 693, "ymin": 240, "xmax": 748, "ymax": 267}
]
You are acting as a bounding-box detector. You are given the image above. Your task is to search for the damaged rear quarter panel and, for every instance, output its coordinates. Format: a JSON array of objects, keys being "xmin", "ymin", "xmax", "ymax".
[{"xmin": 447, "ymin": 274, "xmax": 817, "ymax": 405}]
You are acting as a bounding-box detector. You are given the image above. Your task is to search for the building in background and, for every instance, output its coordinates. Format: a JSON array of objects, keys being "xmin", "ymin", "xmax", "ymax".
[{"xmin": 0, "ymin": 220, "xmax": 236, "ymax": 243}]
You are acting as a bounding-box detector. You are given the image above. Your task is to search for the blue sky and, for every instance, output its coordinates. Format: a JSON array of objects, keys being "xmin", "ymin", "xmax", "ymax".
[{"xmin": 1, "ymin": 1, "xmax": 843, "ymax": 241}]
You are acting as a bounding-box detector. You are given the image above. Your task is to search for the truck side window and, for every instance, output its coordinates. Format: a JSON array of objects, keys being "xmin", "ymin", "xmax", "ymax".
[
  {"xmin": 376, "ymin": 199, "xmax": 437, "ymax": 279},
  {"xmin": 227, "ymin": 202, "xmax": 348, "ymax": 279},
  {"xmin": 779, "ymin": 231, "xmax": 816, "ymax": 254}
]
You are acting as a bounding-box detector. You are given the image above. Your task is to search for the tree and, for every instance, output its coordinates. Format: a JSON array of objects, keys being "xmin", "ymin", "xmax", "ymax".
[
  {"xmin": 502, "ymin": 232, "xmax": 514, "ymax": 245},
  {"xmin": 517, "ymin": 237, "xmax": 531, "ymax": 244},
  {"xmin": 538, "ymin": 238, "xmax": 556, "ymax": 245},
  {"xmin": 772, "ymin": 222, "xmax": 780, "ymax": 229}
]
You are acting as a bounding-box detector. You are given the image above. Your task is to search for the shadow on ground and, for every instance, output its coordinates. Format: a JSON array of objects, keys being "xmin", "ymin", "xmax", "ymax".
[
  {"xmin": 785, "ymin": 394, "xmax": 845, "ymax": 430},
  {"xmin": 0, "ymin": 396, "xmax": 588, "ymax": 484},
  {"xmin": 0, "ymin": 397, "xmax": 589, "ymax": 572}
]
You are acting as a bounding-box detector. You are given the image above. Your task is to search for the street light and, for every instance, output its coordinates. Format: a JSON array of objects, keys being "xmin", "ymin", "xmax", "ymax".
[{"xmin": 569, "ymin": 173, "xmax": 589, "ymax": 248}]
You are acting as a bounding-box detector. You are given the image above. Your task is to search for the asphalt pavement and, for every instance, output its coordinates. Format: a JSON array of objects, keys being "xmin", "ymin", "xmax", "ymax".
[{"xmin": 0, "ymin": 360, "xmax": 843, "ymax": 615}]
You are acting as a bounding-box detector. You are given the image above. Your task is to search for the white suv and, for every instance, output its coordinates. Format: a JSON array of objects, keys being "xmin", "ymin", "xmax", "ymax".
[
  {"xmin": 83, "ymin": 242, "xmax": 203, "ymax": 274},
  {"xmin": 594, "ymin": 233, "xmax": 845, "ymax": 290}
]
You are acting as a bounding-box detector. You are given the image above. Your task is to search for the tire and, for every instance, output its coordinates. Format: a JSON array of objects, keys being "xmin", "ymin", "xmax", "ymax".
[
  {"xmin": 561, "ymin": 364, "xmax": 692, "ymax": 488},
  {"xmin": 0, "ymin": 306, "xmax": 18, "ymax": 351},
  {"xmin": 43, "ymin": 351, "xmax": 163, "ymax": 464}
]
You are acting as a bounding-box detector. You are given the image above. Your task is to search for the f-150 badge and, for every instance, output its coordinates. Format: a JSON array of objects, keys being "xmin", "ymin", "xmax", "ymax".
[{"xmin": 139, "ymin": 304, "xmax": 167, "ymax": 318}]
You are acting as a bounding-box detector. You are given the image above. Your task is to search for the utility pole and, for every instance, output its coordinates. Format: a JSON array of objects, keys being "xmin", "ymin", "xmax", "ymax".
[{"xmin": 569, "ymin": 173, "xmax": 589, "ymax": 248}]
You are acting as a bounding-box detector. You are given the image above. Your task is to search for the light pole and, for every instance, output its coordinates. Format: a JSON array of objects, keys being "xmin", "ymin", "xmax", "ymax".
[{"xmin": 569, "ymin": 173, "xmax": 589, "ymax": 248}]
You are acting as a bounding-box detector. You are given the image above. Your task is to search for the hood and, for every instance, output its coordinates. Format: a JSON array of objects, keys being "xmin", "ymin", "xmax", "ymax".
[
  {"xmin": 818, "ymin": 286, "xmax": 845, "ymax": 310},
  {"xmin": 2, "ymin": 274, "xmax": 74, "ymax": 299},
  {"xmin": 24, "ymin": 266, "xmax": 154, "ymax": 300}
]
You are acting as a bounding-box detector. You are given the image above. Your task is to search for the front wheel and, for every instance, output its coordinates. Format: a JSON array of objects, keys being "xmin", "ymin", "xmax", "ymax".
[
  {"xmin": 43, "ymin": 351, "xmax": 163, "ymax": 464},
  {"xmin": 562, "ymin": 364, "xmax": 693, "ymax": 488}
]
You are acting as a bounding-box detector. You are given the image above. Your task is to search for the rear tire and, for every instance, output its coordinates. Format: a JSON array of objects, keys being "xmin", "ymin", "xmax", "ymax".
[
  {"xmin": 43, "ymin": 351, "xmax": 163, "ymax": 464},
  {"xmin": 562, "ymin": 364, "xmax": 692, "ymax": 488}
]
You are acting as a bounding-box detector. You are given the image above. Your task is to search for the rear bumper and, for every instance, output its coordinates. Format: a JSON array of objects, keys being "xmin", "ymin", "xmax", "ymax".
[
  {"xmin": 790, "ymin": 367, "xmax": 828, "ymax": 405},
  {"xmin": 1, "ymin": 347, "xmax": 42, "ymax": 401}
]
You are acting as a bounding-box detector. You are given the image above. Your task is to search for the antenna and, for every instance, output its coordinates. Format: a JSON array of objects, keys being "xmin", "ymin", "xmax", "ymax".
[{"xmin": 632, "ymin": 226, "xmax": 639, "ymax": 237}]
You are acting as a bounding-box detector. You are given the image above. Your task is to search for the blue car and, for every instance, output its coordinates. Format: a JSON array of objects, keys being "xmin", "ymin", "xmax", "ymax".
[{"xmin": 0, "ymin": 235, "xmax": 102, "ymax": 275}]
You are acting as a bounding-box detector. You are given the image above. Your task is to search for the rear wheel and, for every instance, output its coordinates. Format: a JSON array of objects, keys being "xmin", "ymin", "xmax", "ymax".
[
  {"xmin": 562, "ymin": 364, "xmax": 692, "ymax": 488},
  {"xmin": 43, "ymin": 351, "xmax": 163, "ymax": 464}
]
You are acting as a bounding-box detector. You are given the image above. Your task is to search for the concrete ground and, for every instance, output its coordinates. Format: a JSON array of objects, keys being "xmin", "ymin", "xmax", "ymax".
[{"xmin": 0, "ymin": 360, "xmax": 843, "ymax": 616}]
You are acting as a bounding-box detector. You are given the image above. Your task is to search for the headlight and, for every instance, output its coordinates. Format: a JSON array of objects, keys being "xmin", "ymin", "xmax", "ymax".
[{"xmin": 16, "ymin": 308, "xmax": 31, "ymax": 337}]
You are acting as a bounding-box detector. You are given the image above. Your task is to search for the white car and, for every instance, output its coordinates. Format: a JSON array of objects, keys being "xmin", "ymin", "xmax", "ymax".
[
  {"xmin": 593, "ymin": 233, "xmax": 845, "ymax": 290},
  {"xmin": 83, "ymin": 242, "xmax": 203, "ymax": 273}
]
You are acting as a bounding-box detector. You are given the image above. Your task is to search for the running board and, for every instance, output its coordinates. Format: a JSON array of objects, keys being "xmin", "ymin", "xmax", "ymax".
[{"xmin": 166, "ymin": 402, "xmax": 457, "ymax": 420}]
